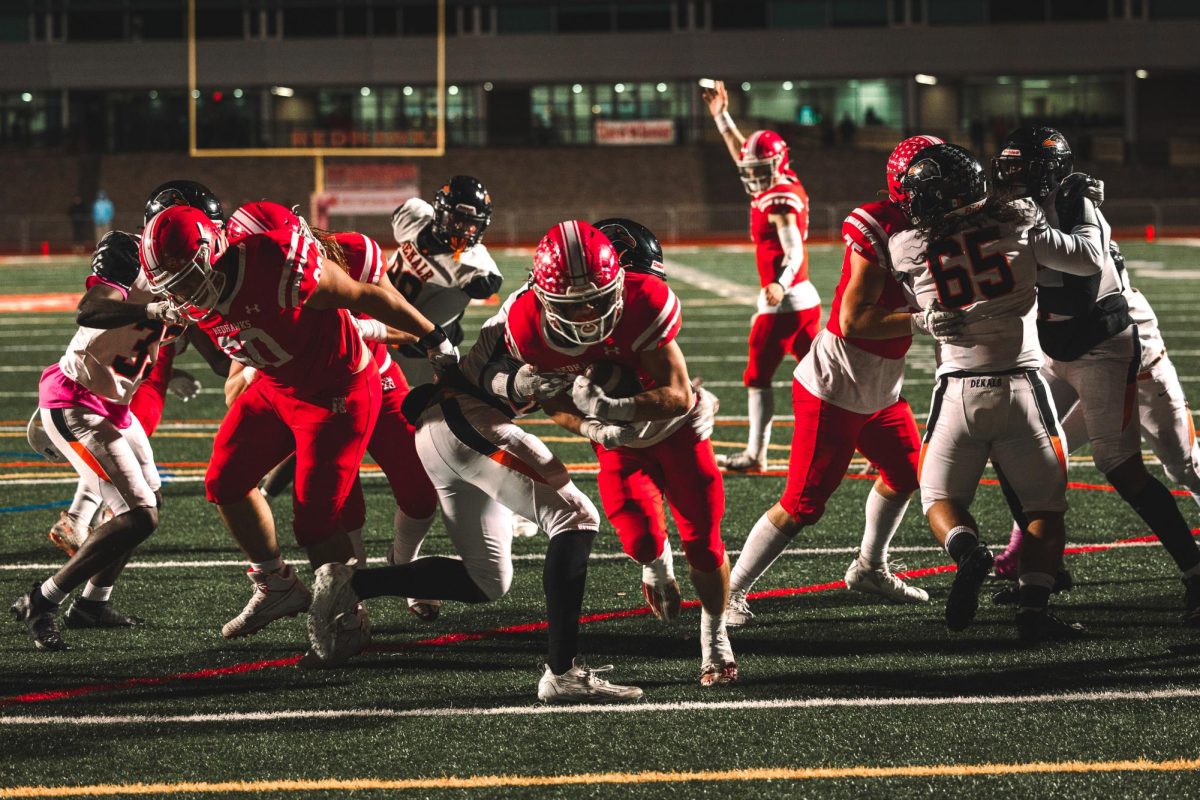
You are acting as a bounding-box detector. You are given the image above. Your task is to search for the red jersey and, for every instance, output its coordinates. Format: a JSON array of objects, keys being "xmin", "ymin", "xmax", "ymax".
[
  {"xmin": 504, "ymin": 272, "xmax": 682, "ymax": 387},
  {"xmin": 827, "ymin": 200, "xmax": 915, "ymax": 360},
  {"xmin": 335, "ymin": 231, "xmax": 390, "ymax": 371},
  {"xmin": 750, "ymin": 180, "xmax": 810, "ymax": 288},
  {"xmin": 197, "ymin": 229, "xmax": 364, "ymax": 397}
]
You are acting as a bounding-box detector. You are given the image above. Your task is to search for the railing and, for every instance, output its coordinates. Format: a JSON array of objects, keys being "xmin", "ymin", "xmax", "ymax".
[{"xmin": 3, "ymin": 199, "xmax": 1199, "ymax": 254}]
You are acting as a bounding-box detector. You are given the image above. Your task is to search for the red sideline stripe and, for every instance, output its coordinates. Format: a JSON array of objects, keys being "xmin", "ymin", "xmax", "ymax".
[
  {"xmin": 776, "ymin": 471, "xmax": 1191, "ymax": 499},
  {"xmin": 3, "ymin": 529, "xmax": 1197, "ymax": 708}
]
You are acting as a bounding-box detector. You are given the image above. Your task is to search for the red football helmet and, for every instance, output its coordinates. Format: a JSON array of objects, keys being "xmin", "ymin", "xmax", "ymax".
[
  {"xmin": 531, "ymin": 220, "xmax": 624, "ymax": 346},
  {"xmin": 140, "ymin": 205, "xmax": 227, "ymax": 318},
  {"xmin": 737, "ymin": 130, "xmax": 790, "ymax": 195},
  {"xmin": 886, "ymin": 135, "xmax": 945, "ymax": 205},
  {"xmin": 226, "ymin": 201, "xmax": 303, "ymax": 243}
]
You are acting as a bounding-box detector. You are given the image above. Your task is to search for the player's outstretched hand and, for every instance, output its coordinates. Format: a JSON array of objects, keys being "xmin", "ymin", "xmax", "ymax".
[
  {"xmin": 911, "ymin": 301, "xmax": 967, "ymax": 342},
  {"xmin": 701, "ymin": 80, "xmax": 728, "ymax": 116},
  {"xmin": 571, "ymin": 375, "xmax": 636, "ymax": 422},
  {"xmin": 580, "ymin": 418, "xmax": 637, "ymax": 450},
  {"xmin": 514, "ymin": 364, "xmax": 573, "ymax": 403},
  {"xmin": 167, "ymin": 369, "xmax": 202, "ymax": 403}
]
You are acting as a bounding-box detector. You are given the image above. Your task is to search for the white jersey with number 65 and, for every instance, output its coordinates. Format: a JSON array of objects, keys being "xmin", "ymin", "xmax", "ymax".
[{"xmin": 888, "ymin": 197, "xmax": 1105, "ymax": 377}]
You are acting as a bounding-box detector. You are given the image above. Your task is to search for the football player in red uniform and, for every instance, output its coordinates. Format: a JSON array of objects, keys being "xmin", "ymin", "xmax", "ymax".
[
  {"xmin": 703, "ymin": 80, "xmax": 821, "ymax": 471},
  {"xmin": 139, "ymin": 204, "xmax": 451, "ymax": 643},
  {"xmin": 723, "ymin": 136, "xmax": 944, "ymax": 626}
]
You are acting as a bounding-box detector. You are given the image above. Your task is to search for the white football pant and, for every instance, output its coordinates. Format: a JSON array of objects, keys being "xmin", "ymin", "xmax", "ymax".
[{"xmin": 40, "ymin": 406, "xmax": 159, "ymax": 516}]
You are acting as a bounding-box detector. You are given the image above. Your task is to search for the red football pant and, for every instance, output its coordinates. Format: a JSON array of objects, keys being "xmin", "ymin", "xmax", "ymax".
[
  {"xmin": 368, "ymin": 361, "xmax": 437, "ymax": 519},
  {"xmin": 594, "ymin": 425, "xmax": 726, "ymax": 573},
  {"xmin": 781, "ymin": 379, "xmax": 920, "ymax": 525},
  {"xmin": 129, "ymin": 342, "xmax": 175, "ymax": 437},
  {"xmin": 743, "ymin": 307, "xmax": 820, "ymax": 388},
  {"xmin": 206, "ymin": 362, "xmax": 382, "ymax": 546}
]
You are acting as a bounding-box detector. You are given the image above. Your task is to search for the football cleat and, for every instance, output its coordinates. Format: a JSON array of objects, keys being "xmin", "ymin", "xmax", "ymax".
[
  {"xmin": 308, "ymin": 560, "xmax": 362, "ymax": 661},
  {"xmin": 1016, "ymin": 609, "xmax": 1086, "ymax": 643},
  {"xmin": 537, "ymin": 658, "xmax": 644, "ymax": 704},
  {"xmin": 990, "ymin": 569, "xmax": 1074, "ymax": 606},
  {"xmin": 47, "ymin": 511, "xmax": 88, "ymax": 557},
  {"xmin": 10, "ymin": 585, "xmax": 70, "ymax": 652},
  {"xmin": 642, "ymin": 578, "xmax": 683, "ymax": 623},
  {"xmin": 725, "ymin": 589, "xmax": 754, "ymax": 627},
  {"xmin": 945, "ymin": 544, "xmax": 994, "ymax": 632},
  {"xmin": 303, "ymin": 602, "xmax": 371, "ymax": 667},
  {"xmin": 221, "ymin": 564, "xmax": 311, "ymax": 639},
  {"xmin": 64, "ymin": 599, "xmax": 144, "ymax": 628},
  {"xmin": 716, "ymin": 451, "xmax": 767, "ymax": 472},
  {"xmin": 844, "ymin": 556, "xmax": 930, "ymax": 604},
  {"xmin": 1183, "ymin": 575, "xmax": 1200, "ymax": 626},
  {"xmin": 407, "ymin": 598, "xmax": 441, "ymax": 622},
  {"xmin": 699, "ymin": 661, "xmax": 739, "ymax": 687}
]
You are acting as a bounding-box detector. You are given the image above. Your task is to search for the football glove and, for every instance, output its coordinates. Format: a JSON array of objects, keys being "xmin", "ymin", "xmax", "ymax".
[
  {"xmin": 513, "ymin": 363, "xmax": 573, "ymax": 403},
  {"xmin": 580, "ymin": 417, "xmax": 638, "ymax": 450},
  {"xmin": 167, "ymin": 369, "xmax": 202, "ymax": 403},
  {"xmin": 146, "ymin": 301, "xmax": 186, "ymax": 325},
  {"xmin": 690, "ymin": 386, "xmax": 720, "ymax": 442},
  {"xmin": 571, "ymin": 375, "xmax": 636, "ymax": 422},
  {"xmin": 911, "ymin": 302, "xmax": 967, "ymax": 342},
  {"xmin": 1055, "ymin": 173, "xmax": 1103, "ymax": 231}
]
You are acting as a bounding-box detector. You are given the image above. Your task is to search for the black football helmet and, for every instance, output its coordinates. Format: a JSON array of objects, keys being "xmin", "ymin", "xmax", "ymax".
[
  {"xmin": 144, "ymin": 179, "xmax": 224, "ymax": 227},
  {"xmin": 593, "ymin": 218, "xmax": 665, "ymax": 280},
  {"xmin": 900, "ymin": 143, "xmax": 988, "ymax": 226},
  {"xmin": 991, "ymin": 126, "xmax": 1074, "ymax": 202},
  {"xmin": 433, "ymin": 175, "xmax": 492, "ymax": 250}
]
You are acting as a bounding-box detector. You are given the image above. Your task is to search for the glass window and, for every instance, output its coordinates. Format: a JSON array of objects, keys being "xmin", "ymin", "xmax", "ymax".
[
  {"xmin": 0, "ymin": 9, "xmax": 27, "ymax": 42},
  {"xmin": 988, "ymin": 0, "xmax": 1045, "ymax": 23},
  {"xmin": 196, "ymin": 1, "xmax": 245, "ymax": 39},
  {"xmin": 770, "ymin": 0, "xmax": 826, "ymax": 27},
  {"xmin": 66, "ymin": 10, "xmax": 124, "ymax": 41},
  {"xmin": 616, "ymin": 3, "xmax": 671, "ymax": 31},
  {"xmin": 0, "ymin": 91, "xmax": 63, "ymax": 150},
  {"xmin": 373, "ymin": 6, "xmax": 399, "ymax": 35},
  {"xmin": 830, "ymin": 0, "xmax": 888, "ymax": 27},
  {"xmin": 343, "ymin": 5, "xmax": 368, "ymax": 35},
  {"xmin": 1151, "ymin": 0, "xmax": 1200, "ymax": 19},
  {"xmin": 132, "ymin": 8, "xmax": 184, "ymax": 40},
  {"xmin": 283, "ymin": 5, "xmax": 339, "ymax": 38},
  {"xmin": 928, "ymin": 0, "xmax": 986, "ymax": 24},
  {"xmin": 497, "ymin": 4, "xmax": 552, "ymax": 32},
  {"xmin": 711, "ymin": 0, "xmax": 766, "ymax": 29},
  {"xmin": 402, "ymin": 1, "xmax": 439, "ymax": 36},
  {"xmin": 558, "ymin": 4, "xmax": 611, "ymax": 32},
  {"xmin": 1049, "ymin": 0, "xmax": 1109, "ymax": 21}
]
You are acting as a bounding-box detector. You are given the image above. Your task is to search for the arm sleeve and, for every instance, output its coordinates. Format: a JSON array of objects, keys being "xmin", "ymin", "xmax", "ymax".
[
  {"xmin": 774, "ymin": 221, "xmax": 806, "ymax": 286},
  {"xmin": 1030, "ymin": 204, "xmax": 1106, "ymax": 277},
  {"xmin": 458, "ymin": 312, "xmax": 536, "ymax": 414}
]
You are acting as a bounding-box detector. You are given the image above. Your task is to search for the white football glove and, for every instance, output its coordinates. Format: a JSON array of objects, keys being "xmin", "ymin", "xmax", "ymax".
[
  {"xmin": 145, "ymin": 300, "xmax": 185, "ymax": 325},
  {"xmin": 911, "ymin": 302, "xmax": 967, "ymax": 342},
  {"xmin": 580, "ymin": 417, "xmax": 638, "ymax": 450},
  {"xmin": 690, "ymin": 386, "xmax": 720, "ymax": 442},
  {"xmin": 571, "ymin": 375, "xmax": 636, "ymax": 422},
  {"xmin": 167, "ymin": 369, "xmax": 202, "ymax": 403},
  {"xmin": 513, "ymin": 364, "xmax": 573, "ymax": 403}
]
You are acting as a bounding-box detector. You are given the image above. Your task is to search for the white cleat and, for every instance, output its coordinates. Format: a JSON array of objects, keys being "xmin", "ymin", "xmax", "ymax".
[
  {"xmin": 724, "ymin": 589, "xmax": 754, "ymax": 627},
  {"xmin": 221, "ymin": 564, "xmax": 311, "ymax": 639},
  {"xmin": 699, "ymin": 661, "xmax": 739, "ymax": 687},
  {"xmin": 300, "ymin": 602, "xmax": 371, "ymax": 668},
  {"xmin": 844, "ymin": 556, "xmax": 929, "ymax": 604},
  {"xmin": 537, "ymin": 658, "xmax": 644, "ymax": 704},
  {"xmin": 406, "ymin": 597, "xmax": 442, "ymax": 622},
  {"xmin": 307, "ymin": 560, "xmax": 362, "ymax": 661},
  {"xmin": 47, "ymin": 511, "xmax": 88, "ymax": 557},
  {"xmin": 511, "ymin": 514, "xmax": 540, "ymax": 538},
  {"xmin": 716, "ymin": 451, "xmax": 767, "ymax": 472}
]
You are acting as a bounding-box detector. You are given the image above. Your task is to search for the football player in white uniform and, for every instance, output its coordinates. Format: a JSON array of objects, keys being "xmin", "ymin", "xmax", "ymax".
[
  {"xmin": 884, "ymin": 143, "xmax": 1105, "ymax": 641},
  {"xmin": 988, "ymin": 128, "xmax": 1200, "ymax": 624},
  {"xmin": 12, "ymin": 199, "xmax": 200, "ymax": 649}
]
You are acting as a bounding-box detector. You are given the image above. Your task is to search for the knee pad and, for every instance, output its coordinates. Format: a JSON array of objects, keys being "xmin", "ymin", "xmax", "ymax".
[{"xmin": 541, "ymin": 485, "xmax": 600, "ymax": 536}]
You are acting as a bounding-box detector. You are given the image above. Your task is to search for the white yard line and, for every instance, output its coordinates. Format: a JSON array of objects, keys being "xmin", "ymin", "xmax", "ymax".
[{"xmin": 4, "ymin": 686, "xmax": 1198, "ymax": 727}]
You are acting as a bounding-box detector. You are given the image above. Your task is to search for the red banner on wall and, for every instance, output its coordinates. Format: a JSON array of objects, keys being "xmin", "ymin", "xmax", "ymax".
[{"xmin": 595, "ymin": 119, "xmax": 676, "ymax": 145}]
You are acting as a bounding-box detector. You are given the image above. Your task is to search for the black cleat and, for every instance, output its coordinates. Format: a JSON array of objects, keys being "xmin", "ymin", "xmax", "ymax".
[
  {"xmin": 991, "ymin": 569, "xmax": 1074, "ymax": 606},
  {"xmin": 946, "ymin": 544, "xmax": 994, "ymax": 632},
  {"xmin": 64, "ymin": 599, "xmax": 145, "ymax": 629},
  {"xmin": 10, "ymin": 585, "xmax": 70, "ymax": 651},
  {"xmin": 1183, "ymin": 575, "xmax": 1200, "ymax": 627},
  {"xmin": 1017, "ymin": 609, "xmax": 1086, "ymax": 643}
]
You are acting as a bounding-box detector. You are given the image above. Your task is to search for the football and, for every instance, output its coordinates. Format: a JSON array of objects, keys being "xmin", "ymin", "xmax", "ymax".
[{"xmin": 585, "ymin": 360, "xmax": 643, "ymax": 399}]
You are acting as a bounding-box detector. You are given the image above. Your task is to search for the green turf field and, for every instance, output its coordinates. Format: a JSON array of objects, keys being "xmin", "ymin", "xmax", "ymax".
[{"xmin": 2, "ymin": 241, "xmax": 1200, "ymax": 798}]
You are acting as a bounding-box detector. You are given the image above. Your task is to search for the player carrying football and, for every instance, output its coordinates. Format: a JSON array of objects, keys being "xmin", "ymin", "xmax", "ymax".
[{"xmin": 702, "ymin": 80, "xmax": 820, "ymax": 472}]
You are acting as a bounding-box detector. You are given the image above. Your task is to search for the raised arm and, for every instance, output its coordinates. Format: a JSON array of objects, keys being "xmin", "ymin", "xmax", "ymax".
[{"xmin": 701, "ymin": 80, "xmax": 746, "ymax": 163}]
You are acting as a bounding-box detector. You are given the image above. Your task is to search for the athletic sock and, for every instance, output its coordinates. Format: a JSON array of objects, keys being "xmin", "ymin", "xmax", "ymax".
[
  {"xmin": 543, "ymin": 530, "xmax": 596, "ymax": 675},
  {"xmin": 391, "ymin": 508, "xmax": 435, "ymax": 564},
  {"xmin": 944, "ymin": 526, "xmax": 979, "ymax": 563},
  {"xmin": 1002, "ymin": 521, "xmax": 1024, "ymax": 556},
  {"xmin": 1018, "ymin": 571, "xmax": 1055, "ymax": 612},
  {"xmin": 81, "ymin": 582, "xmax": 112, "ymax": 602},
  {"xmin": 700, "ymin": 607, "xmax": 732, "ymax": 664},
  {"xmin": 860, "ymin": 488, "xmax": 909, "ymax": 567},
  {"xmin": 36, "ymin": 577, "xmax": 67, "ymax": 610},
  {"xmin": 68, "ymin": 482, "xmax": 101, "ymax": 538},
  {"xmin": 351, "ymin": 556, "xmax": 490, "ymax": 603},
  {"xmin": 746, "ymin": 386, "xmax": 774, "ymax": 459},
  {"xmin": 730, "ymin": 513, "xmax": 795, "ymax": 594},
  {"xmin": 250, "ymin": 556, "xmax": 285, "ymax": 574},
  {"xmin": 641, "ymin": 540, "xmax": 675, "ymax": 588},
  {"xmin": 1122, "ymin": 478, "xmax": 1200, "ymax": 573}
]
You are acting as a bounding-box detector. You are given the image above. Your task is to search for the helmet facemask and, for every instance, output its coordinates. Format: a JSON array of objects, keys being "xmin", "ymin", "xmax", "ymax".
[
  {"xmin": 535, "ymin": 272, "xmax": 625, "ymax": 346},
  {"xmin": 737, "ymin": 154, "xmax": 782, "ymax": 195},
  {"xmin": 148, "ymin": 236, "xmax": 226, "ymax": 321},
  {"xmin": 434, "ymin": 201, "xmax": 490, "ymax": 252}
]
